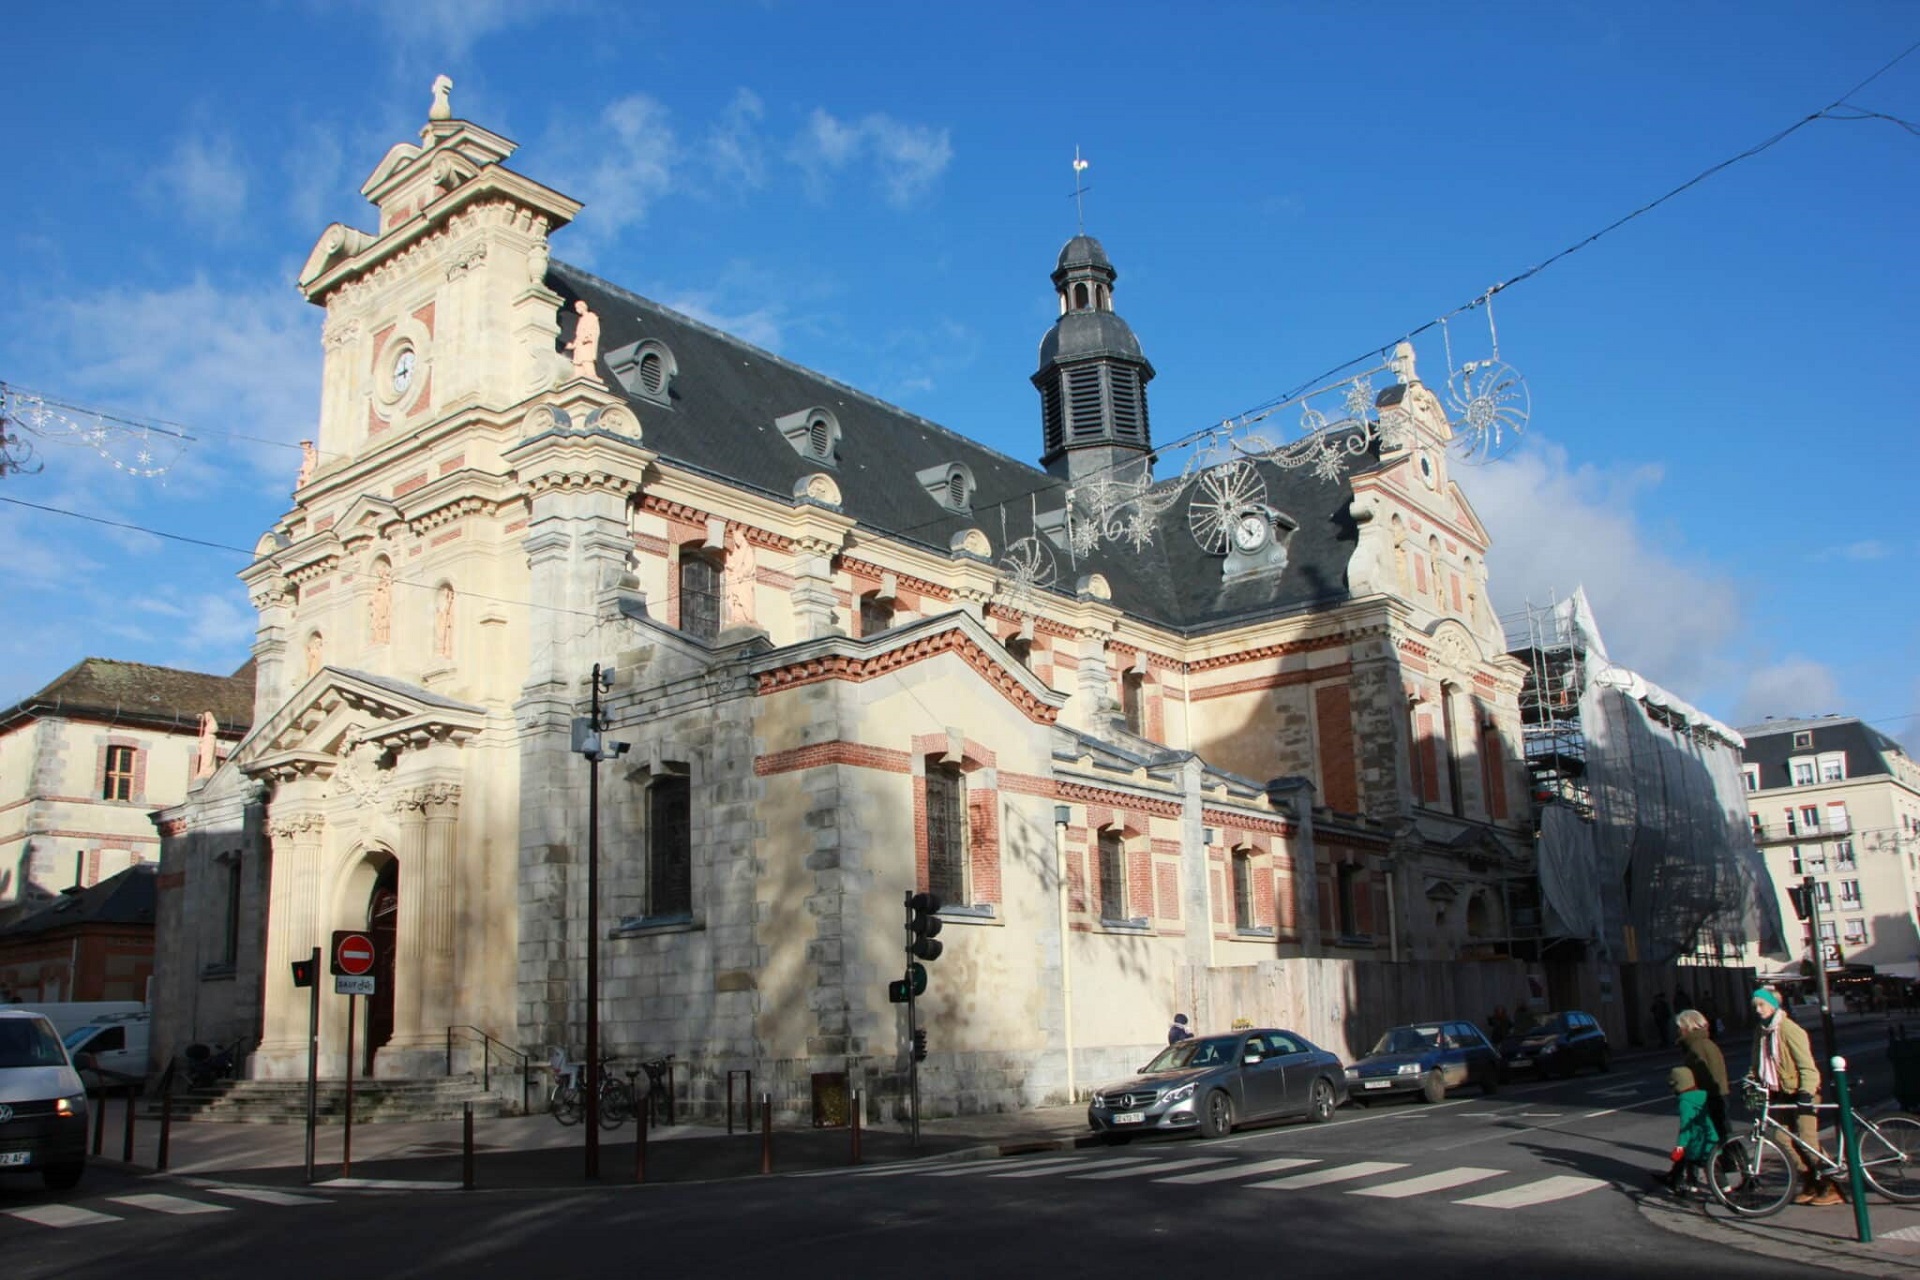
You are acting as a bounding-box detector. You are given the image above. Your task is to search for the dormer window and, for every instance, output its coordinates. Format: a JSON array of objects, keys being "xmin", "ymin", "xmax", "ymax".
[
  {"xmin": 916, "ymin": 462, "xmax": 975, "ymax": 514},
  {"xmin": 775, "ymin": 407, "xmax": 840, "ymax": 465},
  {"xmin": 606, "ymin": 339, "xmax": 678, "ymax": 407}
]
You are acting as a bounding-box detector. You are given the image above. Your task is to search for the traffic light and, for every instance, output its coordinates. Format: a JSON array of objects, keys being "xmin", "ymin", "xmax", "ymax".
[
  {"xmin": 911, "ymin": 1028, "xmax": 928, "ymax": 1062},
  {"xmin": 907, "ymin": 962, "xmax": 927, "ymax": 996},
  {"xmin": 290, "ymin": 957, "xmax": 318, "ymax": 988},
  {"xmin": 907, "ymin": 891, "xmax": 943, "ymax": 962},
  {"xmin": 888, "ymin": 979, "xmax": 910, "ymax": 1004}
]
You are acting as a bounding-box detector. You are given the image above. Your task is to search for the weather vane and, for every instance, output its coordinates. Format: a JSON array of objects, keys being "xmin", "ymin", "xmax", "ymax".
[{"xmin": 1070, "ymin": 147, "xmax": 1091, "ymax": 234}]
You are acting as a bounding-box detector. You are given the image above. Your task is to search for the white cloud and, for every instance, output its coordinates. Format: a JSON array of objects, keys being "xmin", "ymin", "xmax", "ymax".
[
  {"xmin": 790, "ymin": 109, "xmax": 951, "ymax": 207},
  {"xmin": 706, "ymin": 89, "xmax": 768, "ymax": 191},
  {"xmin": 1473, "ymin": 439, "xmax": 1744, "ymax": 700},
  {"xmin": 284, "ymin": 124, "xmax": 349, "ymax": 232},
  {"xmin": 562, "ymin": 94, "xmax": 680, "ymax": 243},
  {"xmin": 1733, "ymin": 659, "xmax": 1843, "ymax": 727},
  {"xmin": 153, "ymin": 133, "xmax": 249, "ymax": 231},
  {"xmin": 353, "ymin": 0, "xmax": 571, "ymax": 57},
  {"xmin": 658, "ymin": 288, "xmax": 785, "ymax": 352},
  {"xmin": 1810, "ymin": 539, "xmax": 1890, "ymax": 563}
]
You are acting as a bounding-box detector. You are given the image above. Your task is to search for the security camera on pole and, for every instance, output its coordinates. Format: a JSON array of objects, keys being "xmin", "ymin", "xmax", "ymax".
[
  {"xmin": 571, "ymin": 664, "xmax": 630, "ymax": 1179},
  {"xmin": 898, "ymin": 891, "xmax": 942, "ymax": 1146}
]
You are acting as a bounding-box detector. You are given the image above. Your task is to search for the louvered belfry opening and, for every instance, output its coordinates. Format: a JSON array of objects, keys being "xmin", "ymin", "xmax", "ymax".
[{"xmin": 1034, "ymin": 233, "xmax": 1154, "ymax": 481}]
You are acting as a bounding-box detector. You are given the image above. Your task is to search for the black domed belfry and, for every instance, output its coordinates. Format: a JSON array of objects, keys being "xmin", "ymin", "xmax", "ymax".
[{"xmin": 1033, "ymin": 235, "xmax": 1156, "ymax": 484}]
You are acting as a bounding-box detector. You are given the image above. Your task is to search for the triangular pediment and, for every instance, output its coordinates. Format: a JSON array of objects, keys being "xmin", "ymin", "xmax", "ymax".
[
  {"xmin": 360, "ymin": 141, "xmax": 426, "ymax": 200},
  {"xmin": 335, "ymin": 494, "xmax": 404, "ymax": 544},
  {"xmin": 235, "ymin": 667, "xmax": 486, "ymax": 780}
]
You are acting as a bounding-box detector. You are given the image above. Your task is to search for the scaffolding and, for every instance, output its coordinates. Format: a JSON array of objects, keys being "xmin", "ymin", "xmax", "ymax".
[{"xmin": 1503, "ymin": 590, "xmax": 1785, "ymax": 969}]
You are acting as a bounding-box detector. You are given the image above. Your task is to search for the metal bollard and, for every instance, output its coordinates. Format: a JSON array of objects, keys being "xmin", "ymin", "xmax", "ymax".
[
  {"xmin": 121, "ymin": 1090, "xmax": 136, "ymax": 1163},
  {"xmin": 664, "ymin": 1061, "xmax": 676, "ymax": 1128},
  {"xmin": 760, "ymin": 1093, "xmax": 772, "ymax": 1175},
  {"xmin": 156, "ymin": 1088, "xmax": 173, "ymax": 1172},
  {"xmin": 850, "ymin": 1088, "xmax": 862, "ymax": 1166},
  {"xmin": 1831, "ymin": 1056, "xmax": 1871, "ymax": 1244},
  {"xmin": 91, "ymin": 1092, "xmax": 105, "ymax": 1156},
  {"xmin": 462, "ymin": 1102, "xmax": 475, "ymax": 1190},
  {"xmin": 633, "ymin": 1106, "xmax": 647, "ymax": 1184}
]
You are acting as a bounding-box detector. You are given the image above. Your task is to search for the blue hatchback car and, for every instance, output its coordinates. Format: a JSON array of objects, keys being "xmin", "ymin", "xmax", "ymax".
[{"xmin": 1343, "ymin": 1020, "xmax": 1502, "ymax": 1104}]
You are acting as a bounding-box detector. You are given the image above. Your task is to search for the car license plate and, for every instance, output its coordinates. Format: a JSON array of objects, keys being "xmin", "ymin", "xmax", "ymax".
[
  {"xmin": 0, "ymin": 1151, "xmax": 30, "ymax": 1167},
  {"xmin": 1363, "ymin": 1080, "xmax": 1392, "ymax": 1090},
  {"xmin": 1112, "ymin": 1112, "xmax": 1146, "ymax": 1125}
]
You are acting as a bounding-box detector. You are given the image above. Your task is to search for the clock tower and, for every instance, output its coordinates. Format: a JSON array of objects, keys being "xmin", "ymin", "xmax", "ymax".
[{"xmin": 295, "ymin": 79, "xmax": 583, "ymax": 472}]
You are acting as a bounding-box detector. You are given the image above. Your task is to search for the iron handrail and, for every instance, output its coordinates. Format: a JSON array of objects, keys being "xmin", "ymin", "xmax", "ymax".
[{"xmin": 445, "ymin": 1025, "xmax": 533, "ymax": 1115}]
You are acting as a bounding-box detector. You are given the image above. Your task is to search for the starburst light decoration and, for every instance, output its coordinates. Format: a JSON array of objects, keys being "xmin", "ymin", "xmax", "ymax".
[{"xmin": 0, "ymin": 383, "xmax": 188, "ymax": 479}]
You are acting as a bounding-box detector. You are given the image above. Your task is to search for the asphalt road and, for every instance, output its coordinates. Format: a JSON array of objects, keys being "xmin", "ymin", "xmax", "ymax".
[{"xmin": 3, "ymin": 1021, "xmax": 1899, "ymax": 1279}]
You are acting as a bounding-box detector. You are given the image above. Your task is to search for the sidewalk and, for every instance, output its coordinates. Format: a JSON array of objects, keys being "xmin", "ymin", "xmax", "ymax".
[
  {"xmin": 1642, "ymin": 1183, "xmax": 1920, "ymax": 1278},
  {"xmin": 87, "ymin": 1095, "xmax": 1097, "ymax": 1192}
]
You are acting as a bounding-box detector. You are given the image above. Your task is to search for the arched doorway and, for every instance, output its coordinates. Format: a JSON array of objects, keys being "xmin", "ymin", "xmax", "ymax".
[{"xmin": 365, "ymin": 861, "xmax": 398, "ymax": 1075}]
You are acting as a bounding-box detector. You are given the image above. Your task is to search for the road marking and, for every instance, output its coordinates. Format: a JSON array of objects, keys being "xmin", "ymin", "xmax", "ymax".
[
  {"xmin": 1156, "ymin": 1156, "xmax": 1318, "ymax": 1184},
  {"xmin": 1881, "ymin": 1225, "xmax": 1920, "ymax": 1242},
  {"xmin": 203, "ymin": 1187, "xmax": 327, "ymax": 1206},
  {"xmin": 1456, "ymin": 1174, "xmax": 1609, "ymax": 1209},
  {"xmin": 1583, "ymin": 1108, "xmax": 1620, "ymax": 1119},
  {"xmin": 1350, "ymin": 1166, "xmax": 1504, "ymax": 1198},
  {"xmin": 108, "ymin": 1193, "xmax": 232, "ymax": 1216},
  {"xmin": 5, "ymin": 1204, "xmax": 122, "ymax": 1228},
  {"xmin": 1248, "ymin": 1161, "xmax": 1407, "ymax": 1189},
  {"xmin": 1515, "ymin": 1112, "xmax": 1564, "ymax": 1119},
  {"xmin": 990, "ymin": 1156, "xmax": 1154, "ymax": 1179},
  {"xmin": 918, "ymin": 1155, "xmax": 1088, "ymax": 1178},
  {"xmin": 1593, "ymin": 1085, "xmax": 1641, "ymax": 1098},
  {"xmin": 1072, "ymin": 1156, "xmax": 1226, "ymax": 1181}
]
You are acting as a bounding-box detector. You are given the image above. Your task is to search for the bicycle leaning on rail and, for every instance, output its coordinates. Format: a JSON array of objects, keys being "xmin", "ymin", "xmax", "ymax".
[{"xmin": 1708, "ymin": 1076, "xmax": 1920, "ymax": 1217}]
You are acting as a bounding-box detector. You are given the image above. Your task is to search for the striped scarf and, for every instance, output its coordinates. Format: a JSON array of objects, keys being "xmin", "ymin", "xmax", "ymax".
[{"xmin": 1757, "ymin": 1015, "xmax": 1781, "ymax": 1091}]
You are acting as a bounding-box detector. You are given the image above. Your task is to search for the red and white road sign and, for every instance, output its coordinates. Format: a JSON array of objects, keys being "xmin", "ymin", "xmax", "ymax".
[{"xmin": 331, "ymin": 930, "xmax": 376, "ymax": 976}]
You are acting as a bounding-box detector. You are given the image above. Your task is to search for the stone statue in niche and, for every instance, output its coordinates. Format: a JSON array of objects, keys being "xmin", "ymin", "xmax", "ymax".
[
  {"xmin": 429, "ymin": 75, "xmax": 454, "ymax": 122},
  {"xmin": 296, "ymin": 440, "xmax": 317, "ymax": 489},
  {"xmin": 434, "ymin": 583, "xmax": 455, "ymax": 659},
  {"xmin": 724, "ymin": 527, "xmax": 757, "ymax": 625},
  {"xmin": 193, "ymin": 712, "xmax": 218, "ymax": 779},
  {"xmin": 306, "ymin": 632, "xmax": 324, "ymax": 677},
  {"xmin": 566, "ymin": 301, "xmax": 602, "ymax": 381},
  {"xmin": 370, "ymin": 562, "xmax": 394, "ymax": 645}
]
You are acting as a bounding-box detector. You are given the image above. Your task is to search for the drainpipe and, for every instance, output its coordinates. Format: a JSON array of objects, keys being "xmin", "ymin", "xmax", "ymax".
[
  {"xmin": 1385, "ymin": 862, "xmax": 1401, "ymax": 964},
  {"xmin": 1053, "ymin": 805, "xmax": 1076, "ymax": 1103}
]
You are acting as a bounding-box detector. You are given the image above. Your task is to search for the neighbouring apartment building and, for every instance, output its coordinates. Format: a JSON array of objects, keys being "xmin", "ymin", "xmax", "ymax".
[
  {"xmin": 0, "ymin": 658, "xmax": 253, "ymax": 929},
  {"xmin": 154, "ymin": 83, "xmax": 1559, "ymax": 1119},
  {"xmin": 1740, "ymin": 715, "xmax": 1920, "ymax": 981}
]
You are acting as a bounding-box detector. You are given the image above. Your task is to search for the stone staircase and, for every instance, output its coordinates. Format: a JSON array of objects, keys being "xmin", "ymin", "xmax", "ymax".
[{"xmin": 150, "ymin": 1076, "xmax": 521, "ymax": 1125}]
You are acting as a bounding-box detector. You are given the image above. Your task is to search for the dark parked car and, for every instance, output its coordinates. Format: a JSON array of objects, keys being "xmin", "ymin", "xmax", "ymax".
[
  {"xmin": 1499, "ymin": 1010, "xmax": 1610, "ymax": 1077},
  {"xmin": 1087, "ymin": 1028, "xmax": 1348, "ymax": 1141},
  {"xmin": 1345, "ymin": 1020, "xmax": 1501, "ymax": 1103}
]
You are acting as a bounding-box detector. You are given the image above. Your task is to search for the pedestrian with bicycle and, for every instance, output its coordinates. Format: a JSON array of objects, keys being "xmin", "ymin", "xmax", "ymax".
[
  {"xmin": 1750, "ymin": 986, "xmax": 1843, "ymax": 1206},
  {"xmin": 1676, "ymin": 1009, "xmax": 1730, "ymax": 1143}
]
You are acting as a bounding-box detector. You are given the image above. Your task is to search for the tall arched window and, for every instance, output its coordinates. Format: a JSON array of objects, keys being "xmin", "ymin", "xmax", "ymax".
[
  {"xmin": 648, "ymin": 773, "xmax": 692, "ymax": 917},
  {"xmin": 1097, "ymin": 829, "xmax": 1128, "ymax": 922},
  {"xmin": 925, "ymin": 762, "xmax": 968, "ymax": 906}
]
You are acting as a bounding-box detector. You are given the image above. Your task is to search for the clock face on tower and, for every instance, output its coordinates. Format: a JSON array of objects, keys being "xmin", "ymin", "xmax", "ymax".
[
  {"xmin": 391, "ymin": 348, "xmax": 415, "ymax": 396},
  {"xmin": 1232, "ymin": 511, "xmax": 1270, "ymax": 554}
]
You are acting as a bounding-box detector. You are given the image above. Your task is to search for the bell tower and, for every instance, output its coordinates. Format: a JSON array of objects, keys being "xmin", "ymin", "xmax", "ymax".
[{"xmin": 1032, "ymin": 235, "xmax": 1156, "ymax": 484}]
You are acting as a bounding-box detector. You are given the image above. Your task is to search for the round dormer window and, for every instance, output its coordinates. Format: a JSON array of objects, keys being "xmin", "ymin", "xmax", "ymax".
[{"xmin": 1418, "ymin": 451, "xmax": 1436, "ymax": 487}]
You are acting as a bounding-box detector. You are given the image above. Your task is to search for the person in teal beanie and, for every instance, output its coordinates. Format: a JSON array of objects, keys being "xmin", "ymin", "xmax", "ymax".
[{"xmin": 1653, "ymin": 1064, "xmax": 1719, "ymax": 1194}]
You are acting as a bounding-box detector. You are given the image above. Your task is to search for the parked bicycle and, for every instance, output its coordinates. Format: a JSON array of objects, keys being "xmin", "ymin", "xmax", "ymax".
[
  {"xmin": 640, "ymin": 1054, "xmax": 674, "ymax": 1125},
  {"xmin": 547, "ymin": 1049, "xmax": 585, "ymax": 1127},
  {"xmin": 597, "ymin": 1060, "xmax": 640, "ymax": 1130},
  {"xmin": 1709, "ymin": 1077, "xmax": 1920, "ymax": 1216}
]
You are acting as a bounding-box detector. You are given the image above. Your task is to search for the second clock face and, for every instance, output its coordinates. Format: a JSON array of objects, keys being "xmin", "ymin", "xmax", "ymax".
[
  {"xmin": 391, "ymin": 348, "xmax": 415, "ymax": 395},
  {"xmin": 1232, "ymin": 511, "xmax": 1269, "ymax": 554}
]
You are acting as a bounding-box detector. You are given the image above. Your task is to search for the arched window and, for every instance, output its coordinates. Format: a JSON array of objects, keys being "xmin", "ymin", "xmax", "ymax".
[
  {"xmin": 1122, "ymin": 670, "xmax": 1146, "ymax": 736},
  {"xmin": 679, "ymin": 548, "xmax": 722, "ymax": 640},
  {"xmin": 648, "ymin": 773, "xmax": 692, "ymax": 918},
  {"xmin": 1231, "ymin": 849, "xmax": 1256, "ymax": 931},
  {"xmin": 638, "ymin": 351, "xmax": 666, "ymax": 396},
  {"xmin": 859, "ymin": 591, "xmax": 895, "ymax": 637},
  {"xmin": 1097, "ymin": 828, "xmax": 1128, "ymax": 922},
  {"xmin": 925, "ymin": 762, "xmax": 968, "ymax": 906},
  {"xmin": 1073, "ymin": 282, "xmax": 1090, "ymax": 310}
]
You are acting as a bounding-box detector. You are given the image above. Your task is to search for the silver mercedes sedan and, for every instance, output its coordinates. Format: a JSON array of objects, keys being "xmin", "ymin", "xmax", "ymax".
[{"xmin": 1086, "ymin": 1028, "xmax": 1348, "ymax": 1142}]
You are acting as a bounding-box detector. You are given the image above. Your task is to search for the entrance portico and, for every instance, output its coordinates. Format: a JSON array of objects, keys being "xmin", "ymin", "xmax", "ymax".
[{"xmin": 241, "ymin": 668, "xmax": 483, "ymax": 1079}]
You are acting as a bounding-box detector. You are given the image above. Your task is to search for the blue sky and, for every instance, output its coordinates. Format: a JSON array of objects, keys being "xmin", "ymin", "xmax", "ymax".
[{"xmin": 1, "ymin": 2, "xmax": 1914, "ymax": 743}]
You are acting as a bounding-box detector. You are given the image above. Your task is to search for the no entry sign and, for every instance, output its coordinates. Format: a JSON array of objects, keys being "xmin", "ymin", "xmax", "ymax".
[{"xmin": 331, "ymin": 930, "xmax": 377, "ymax": 977}]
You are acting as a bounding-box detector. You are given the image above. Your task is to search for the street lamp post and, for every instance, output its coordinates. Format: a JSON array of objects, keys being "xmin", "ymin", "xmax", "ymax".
[{"xmin": 574, "ymin": 664, "xmax": 627, "ymax": 1180}]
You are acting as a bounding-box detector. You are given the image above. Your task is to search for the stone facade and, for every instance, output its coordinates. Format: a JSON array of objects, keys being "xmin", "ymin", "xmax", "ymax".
[{"xmin": 152, "ymin": 87, "xmax": 1543, "ymax": 1118}]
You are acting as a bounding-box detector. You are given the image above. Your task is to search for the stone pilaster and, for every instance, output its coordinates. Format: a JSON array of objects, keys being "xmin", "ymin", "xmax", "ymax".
[
  {"xmin": 257, "ymin": 809, "xmax": 324, "ymax": 1075},
  {"xmin": 388, "ymin": 791, "xmax": 431, "ymax": 1060},
  {"xmin": 421, "ymin": 782, "xmax": 462, "ymax": 1031}
]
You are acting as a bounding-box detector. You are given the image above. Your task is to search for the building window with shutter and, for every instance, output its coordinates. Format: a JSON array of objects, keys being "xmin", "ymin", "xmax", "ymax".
[
  {"xmin": 1232, "ymin": 850, "xmax": 1255, "ymax": 931},
  {"xmin": 925, "ymin": 763, "xmax": 968, "ymax": 907},
  {"xmin": 102, "ymin": 745, "xmax": 137, "ymax": 801},
  {"xmin": 1097, "ymin": 829, "xmax": 1127, "ymax": 922},
  {"xmin": 679, "ymin": 549, "xmax": 722, "ymax": 640},
  {"xmin": 648, "ymin": 774, "xmax": 693, "ymax": 918}
]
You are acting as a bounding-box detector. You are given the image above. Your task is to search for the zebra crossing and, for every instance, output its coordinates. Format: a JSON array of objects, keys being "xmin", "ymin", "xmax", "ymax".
[
  {"xmin": 3, "ymin": 1184, "xmax": 329, "ymax": 1230},
  {"xmin": 801, "ymin": 1148, "xmax": 1608, "ymax": 1210}
]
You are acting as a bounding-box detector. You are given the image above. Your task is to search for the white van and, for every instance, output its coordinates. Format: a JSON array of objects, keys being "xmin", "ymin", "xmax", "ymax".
[
  {"xmin": 4, "ymin": 1001, "xmax": 146, "ymax": 1040},
  {"xmin": 0, "ymin": 1009, "xmax": 89, "ymax": 1190},
  {"xmin": 63, "ymin": 1014, "xmax": 151, "ymax": 1088}
]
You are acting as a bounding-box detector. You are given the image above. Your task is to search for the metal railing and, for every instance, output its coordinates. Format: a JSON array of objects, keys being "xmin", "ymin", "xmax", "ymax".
[{"xmin": 445, "ymin": 1025, "xmax": 532, "ymax": 1115}]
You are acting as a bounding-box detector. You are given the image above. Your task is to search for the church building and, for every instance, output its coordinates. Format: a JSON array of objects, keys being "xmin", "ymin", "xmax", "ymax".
[{"xmin": 153, "ymin": 84, "xmax": 1541, "ymax": 1117}]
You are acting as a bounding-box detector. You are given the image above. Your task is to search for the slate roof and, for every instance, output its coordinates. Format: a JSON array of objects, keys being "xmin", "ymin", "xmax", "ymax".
[
  {"xmin": 0, "ymin": 658, "xmax": 255, "ymax": 736},
  {"xmin": 1737, "ymin": 715, "xmax": 1906, "ymax": 787},
  {"xmin": 0, "ymin": 864, "xmax": 157, "ymax": 940},
  {"xmin": 550, "ymin": 260, "xmax": 1367, "ymax": 634}
]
